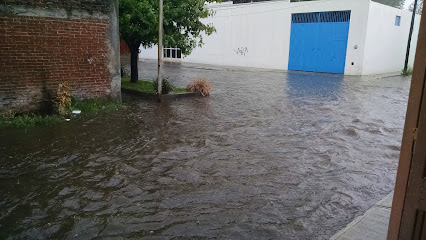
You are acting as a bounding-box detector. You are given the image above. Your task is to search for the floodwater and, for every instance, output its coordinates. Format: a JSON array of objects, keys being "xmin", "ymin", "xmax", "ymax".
[{"xmin": 0, "ymin": 60, "xmax": 411, "ymax": 239}]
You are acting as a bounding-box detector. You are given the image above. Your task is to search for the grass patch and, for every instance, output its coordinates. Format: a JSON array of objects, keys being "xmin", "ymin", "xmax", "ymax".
[
  {"xmin": 402, "ymin": 67, "xmax": 414, "ymax": 76},
  {"xmin": 0, "ymin": 98, "xmax": 123, "ymax": 129},
  {"xmin": 0, "ymin": 114, "xmax": 60, "ymax": 128},
  {"xmin": 121, "ymin": 77, "xmax": 188, "ymax": 94},
  {"xmin": 121, "ymin": 77, "xmax": 157, "ymax": 94},
  {"xmin": 71, "ymin": 98, "xmax": 123, "ymax": 114},
  {"xmin": 173, "ymin": 88, "xmax": 189, "ymax": 93},
  {"xmin": 171, "ymin": 87, "xmax": 189, "ymax": 93}
]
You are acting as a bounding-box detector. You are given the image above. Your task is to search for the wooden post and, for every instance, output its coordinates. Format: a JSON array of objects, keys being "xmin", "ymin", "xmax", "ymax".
[
  {"xmin": 388, "ymin": 3, "xmax": 426, "ymax": 239},
  {"xmin": 157, "ymin": 0, "xmax": 163, "ymax": 102}
]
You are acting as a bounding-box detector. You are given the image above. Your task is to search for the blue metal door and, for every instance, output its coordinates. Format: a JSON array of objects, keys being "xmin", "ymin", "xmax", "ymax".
[{"xmin": 288, "ymin": 11, "xmax": 351, "ymax": 74}]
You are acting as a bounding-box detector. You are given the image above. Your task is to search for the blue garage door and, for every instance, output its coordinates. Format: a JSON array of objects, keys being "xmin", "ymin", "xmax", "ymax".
[{"xmin": 288, "ymin": 11, "xmax": 351, "ymax": 74}]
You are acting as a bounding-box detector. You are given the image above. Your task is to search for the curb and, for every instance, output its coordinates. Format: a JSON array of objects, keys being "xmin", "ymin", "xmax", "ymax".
[{"xmin": 121, "ymin": 88, "xmax": 200, "ymax": 101}]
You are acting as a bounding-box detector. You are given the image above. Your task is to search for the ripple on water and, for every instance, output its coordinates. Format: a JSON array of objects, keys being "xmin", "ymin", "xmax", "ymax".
[{"xmin": 0, "ymin": 62, "xmax": 411, "ymax": 239}]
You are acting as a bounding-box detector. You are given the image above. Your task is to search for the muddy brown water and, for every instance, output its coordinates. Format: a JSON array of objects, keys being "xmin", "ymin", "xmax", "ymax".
[{"xmin": 0, "ymin": 61, "xmax": 411, "ymax": 239}]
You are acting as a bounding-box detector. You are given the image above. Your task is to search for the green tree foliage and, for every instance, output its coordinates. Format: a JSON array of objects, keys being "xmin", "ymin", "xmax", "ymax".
[
  {"xmin": 373, "ymin": 0, "xmax": 405, "ymax": 8},
  {"xmin": 119, "ymin": 0, "xmax": 219, "ymax": 83},
  {"xmin": 409, "ymin": 0, "xmax": 423, "ymax": 14}
]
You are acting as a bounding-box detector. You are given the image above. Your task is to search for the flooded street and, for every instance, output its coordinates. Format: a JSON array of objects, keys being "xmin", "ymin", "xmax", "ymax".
[{"xmin": 0, "ymin": 60, "xmax": 411, "ymax": 239}]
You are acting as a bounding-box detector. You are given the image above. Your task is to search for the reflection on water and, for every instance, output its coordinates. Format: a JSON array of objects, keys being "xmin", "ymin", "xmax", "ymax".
[
  {"xmin": 286, "ymin": 71, "xmax": 344, "ymax": 102},
  {"xmin": 0, "ymin": 61, "xmax": 411, "ymax": 239}
]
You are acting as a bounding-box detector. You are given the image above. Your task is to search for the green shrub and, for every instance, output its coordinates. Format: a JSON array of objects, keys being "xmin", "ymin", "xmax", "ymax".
[
  {"xmin": 153, "ymin": 78, "xmax": 175, "ymax": 94},
  {"xmin": 402, "ymin": 67, "xmax": 414, "ymax": 76}
]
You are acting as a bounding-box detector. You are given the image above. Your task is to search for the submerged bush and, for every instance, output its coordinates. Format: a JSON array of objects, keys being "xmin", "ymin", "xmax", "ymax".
[
  {"xmin": 153, "ymin": 78, "xmax": 175, "ymax": 94},
  {"xmin": 187, "ymin": 78, "xmax": 212, "ymax": 96}
]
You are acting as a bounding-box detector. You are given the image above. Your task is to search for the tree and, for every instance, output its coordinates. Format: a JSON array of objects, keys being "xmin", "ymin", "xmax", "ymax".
[
  {"xmin": 119, "ymin": 0, "xmax": 219, "ymax": 83},
  {"xmin": 373, "ymin": 0, "xmax": 405, "ymax": 8},
  {"xmin": 409, "ymin": 0, "xmax": 423, "ymax": 14}
]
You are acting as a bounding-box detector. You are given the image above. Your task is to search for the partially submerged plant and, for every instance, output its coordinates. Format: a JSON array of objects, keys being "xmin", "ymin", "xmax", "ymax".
[
  {"xmin": 187, "ymin": 77, "xmax": 212, "ymax": 96},
  {"xmin": 56, "ymin": 82, "xmax": 73, "ymax": 115},
  {"xmin": 0, "ymin": 110, "xmax": 16, "ymax": 120},
  {"xmin": 401, "ymin": 67, "xmax": 414, "ymax": 76},
  {"xmin": 153, "ymin": 78, "xmax": 175, "ymax": 95}
]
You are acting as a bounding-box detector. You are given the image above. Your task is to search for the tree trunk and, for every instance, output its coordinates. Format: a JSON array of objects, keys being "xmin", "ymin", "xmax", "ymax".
[{"xmin": 128, "ymin": 42, "xmax": 139, "ymax": 83}]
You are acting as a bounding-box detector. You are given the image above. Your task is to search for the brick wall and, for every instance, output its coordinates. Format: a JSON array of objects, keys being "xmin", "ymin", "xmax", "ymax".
[
  {"xmin": 0, "ymin": 0, "xmax": 121, "ymax": 112},
  {"xmin": 2, "ymin": 0, "xmax": 111, "ymax": 14}
]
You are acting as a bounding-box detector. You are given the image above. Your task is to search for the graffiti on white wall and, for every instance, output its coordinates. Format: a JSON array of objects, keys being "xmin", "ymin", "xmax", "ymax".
[{"xmin": 234, "ymin": 47, "xmax": 248, "ymax": 56}]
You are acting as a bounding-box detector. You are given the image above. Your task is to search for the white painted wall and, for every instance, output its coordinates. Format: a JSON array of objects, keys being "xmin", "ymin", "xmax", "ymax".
[
  {"xmin": 141, "ymin": 0, "xmax": 421, "ymax": 75},
  {"xmin": 362, "ymin": 2, "xmax": 421, "ymax": 75},
  {"xmin": 140, "ymin": 0, "xmax": 370, "ymax": 75},
  {"xmin": 140, "ymin": 45, "xmax": 158, "ymax": 60}
]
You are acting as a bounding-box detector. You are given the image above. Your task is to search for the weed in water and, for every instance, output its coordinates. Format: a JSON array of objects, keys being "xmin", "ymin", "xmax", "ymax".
[
  {"xmin": 56, "ymin": 82, "xmax": 73, "ymax": 115},
  {"xmin": 402, "ymin": 67, "xmax": 413, "ymax": 76},
  {"xmin": 187, "ymin": 78, "xmax": 212, "ymax": 96}
]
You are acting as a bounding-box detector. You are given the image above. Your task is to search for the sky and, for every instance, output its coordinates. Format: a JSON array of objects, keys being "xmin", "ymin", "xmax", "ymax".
[{"xmin": 404, "ymin": 0, "xmax": 415, "ymax": 9}]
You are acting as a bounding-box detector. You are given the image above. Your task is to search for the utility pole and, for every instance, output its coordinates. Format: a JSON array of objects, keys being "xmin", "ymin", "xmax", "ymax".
[
  {"xmin": 157, "ymin": 0, "xmax": 163, "ymax": 102},
  {"xmin": 404, "ymin": 0, "xmax": 419, "ymax": 72}
]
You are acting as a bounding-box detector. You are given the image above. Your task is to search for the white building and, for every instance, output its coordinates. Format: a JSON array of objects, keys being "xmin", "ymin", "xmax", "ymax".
[{"xmin": 140, "ymin": 0, "xmax": 421, "ymax": 75}]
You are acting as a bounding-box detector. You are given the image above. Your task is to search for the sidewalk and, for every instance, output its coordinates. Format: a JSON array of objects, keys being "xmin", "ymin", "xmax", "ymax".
[{"xmin": 330, "ymin": 192, "xmax": 394, "ymax": 240}]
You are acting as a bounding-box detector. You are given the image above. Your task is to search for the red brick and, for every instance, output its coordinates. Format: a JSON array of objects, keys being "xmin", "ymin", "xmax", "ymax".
[{"xmin": 0, "ymin": 15, "xmax": 113, "ymax": 111}]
